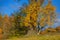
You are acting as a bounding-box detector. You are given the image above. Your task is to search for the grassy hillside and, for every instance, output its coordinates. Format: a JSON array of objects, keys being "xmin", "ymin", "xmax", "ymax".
[{"xmin": 7, "ymin": 34, "xmax": 60, "ymax": 40}]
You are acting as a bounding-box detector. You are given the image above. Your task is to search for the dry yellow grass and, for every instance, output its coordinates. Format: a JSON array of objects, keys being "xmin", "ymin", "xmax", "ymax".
[{"xmin": 7, "ymin": 34, "xmax": 60, "ymax": 40}]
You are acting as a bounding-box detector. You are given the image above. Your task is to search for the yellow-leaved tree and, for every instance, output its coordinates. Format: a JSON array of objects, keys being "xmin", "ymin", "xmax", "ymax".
[
  {"xmin": 2, "ymin": 15, "xmax": 11, "ymax": 39},
  {"xmin": 22, "ymin": 0, "xmax": 56, "ymax": 34},
  {"xmin": 0, "ymin": 13, "xmax": 3, "ymax": 28}
]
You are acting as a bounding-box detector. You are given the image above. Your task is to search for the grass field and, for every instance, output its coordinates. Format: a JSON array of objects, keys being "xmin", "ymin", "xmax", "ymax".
[{"xmin": 7, "ymin": 34, "xmax": 60, "ymax": 40}]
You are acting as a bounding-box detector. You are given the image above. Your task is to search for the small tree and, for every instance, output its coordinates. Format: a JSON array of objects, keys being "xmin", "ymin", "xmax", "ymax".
[
  {"xmin": 0, "ymin": 13, "xmax": 3, "ymax": 28},
  {"xmin": 2, "ymin": 15, "xmax": 11, "ymax": 39}
]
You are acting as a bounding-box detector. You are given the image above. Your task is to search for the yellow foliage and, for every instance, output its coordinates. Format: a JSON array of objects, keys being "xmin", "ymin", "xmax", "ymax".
[
  {"xmin": 23, "ymin": 0, "xmax": 56, "ymax": 28},
  {"xmin": 40, "ymin": 23, "xmax": 45, "ymax": 27},
  {"xmin": 24, "ymin": 13, "xmax": 30, "ymax": 22},
  {"xmin": 30, "ymin": 13, "xmax": 37, "ymax": 21},
  {"xmin": 0, "ymin": 28, "xmax": 2, "ymax": 34},
  {"xmin": 33, "ymin": 22, "xmax": 37, "ymax": 27},
  {"xmin": 24, "ymin": 22, "xmax": 29, "ymax": 27},
  {"xmin": 0, "ymin": 15, "xmax": 2, "ymax": 20},
  {"xmin": 45, "ymin": 1, "xmax": 56, "ymax": 11}
]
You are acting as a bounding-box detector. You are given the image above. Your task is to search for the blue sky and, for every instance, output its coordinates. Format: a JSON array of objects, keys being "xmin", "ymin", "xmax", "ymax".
[
  {"xmin": 0, "ymin": 0, "xmax": 60, "ymax": 27},
  {"xmin": 0, "ymin": 0, "xmax": 60, "ymax": 15},
  {"xmin": 0, "ymin": 0, "xmax": 28, "ymax": 15}
]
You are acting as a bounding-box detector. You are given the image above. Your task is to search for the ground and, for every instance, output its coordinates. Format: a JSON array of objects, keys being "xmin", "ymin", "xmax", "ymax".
[{"xmin": 7, "ymin": 34, "xmax": 60, "ymax": 40}]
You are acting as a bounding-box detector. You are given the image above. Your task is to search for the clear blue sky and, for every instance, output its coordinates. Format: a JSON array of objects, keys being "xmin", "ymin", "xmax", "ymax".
[
  {"xmin": 0, "ymin": 0, "xmax": 60, "ymax": 15},
  {"xmin": 0, "ymin": 0, "xmax": 60, "ymax": 17},
  {"xmin": 0, "ymin": 0, "xmax": 60, "ymax": 27},
  {"xmin": 0, "ymin": 0, "xmax": 28, "ymax": 15}
]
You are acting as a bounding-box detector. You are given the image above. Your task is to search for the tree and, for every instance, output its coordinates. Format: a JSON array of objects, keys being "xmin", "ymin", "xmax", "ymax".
[
  {"xmin": 0, "ymin": 13, "xmax": 3, "ymax": 39},
  {"xmin": 42, "ymin": 0, "xmax": 56, "ymax": 27},
  {"xmin": 2, "ymin": 15, "xmax": 11, "ymax": 39},
  {"xmin": 13, "ymin": 0, "xmax": 56, "ymax": 35},
  {"xmin": 13, "ymin": 10, "xmax": 29, "ymax": 35},
  {"xmin": 23, "ymin": 0, "xmax": 56, "ymax": 34},
  {"xmin": 9, "ymin": 14, "xmax": 16, "ymax": 36},
  {"xmin": 0, "ymin": 13, "xmax": 3, "ymax": 28}
]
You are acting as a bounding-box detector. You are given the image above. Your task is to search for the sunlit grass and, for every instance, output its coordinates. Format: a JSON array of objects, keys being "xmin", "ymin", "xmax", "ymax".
[{"xmin": 7, "ymin": 34, "xmax": 60, "ymax": 40}]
